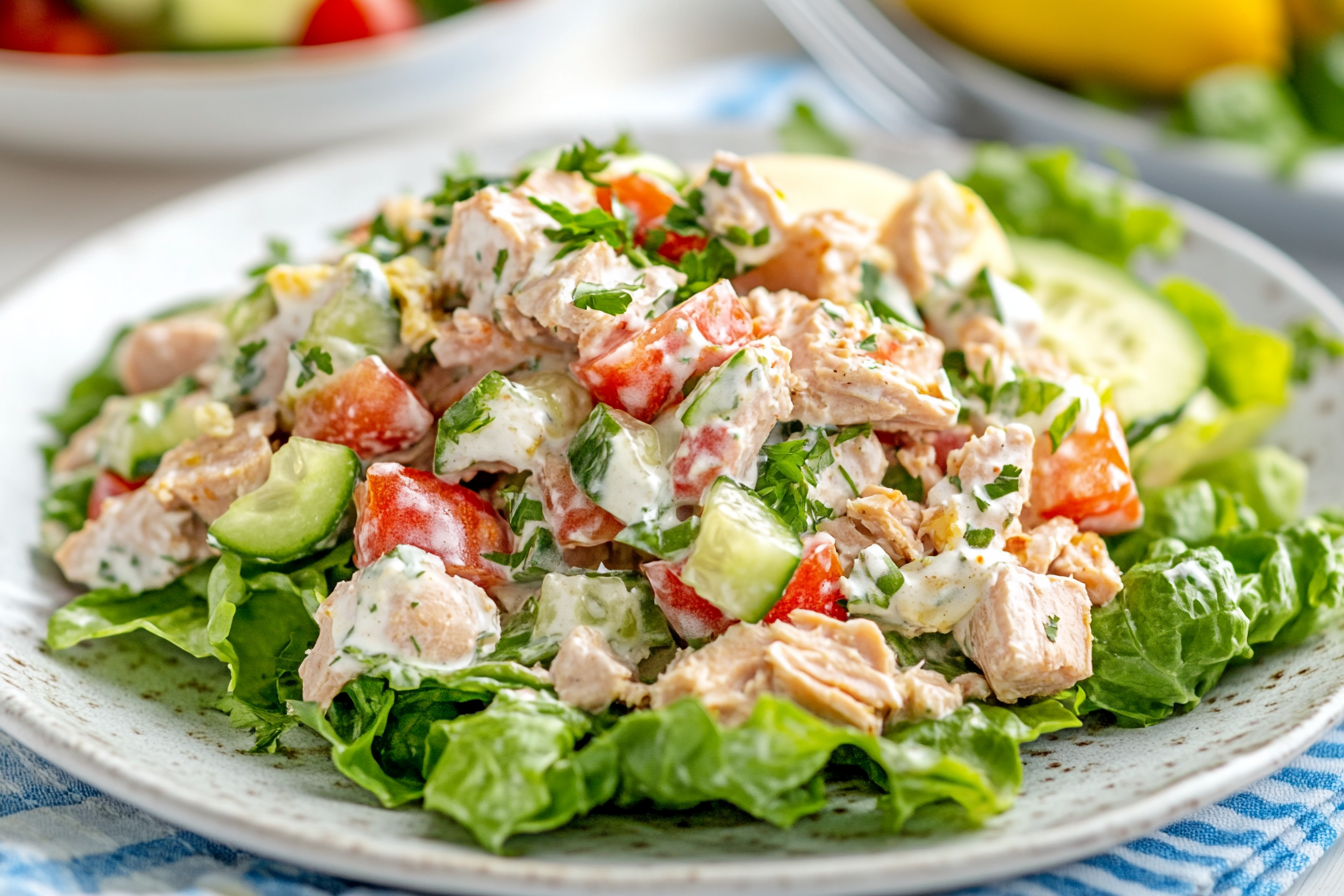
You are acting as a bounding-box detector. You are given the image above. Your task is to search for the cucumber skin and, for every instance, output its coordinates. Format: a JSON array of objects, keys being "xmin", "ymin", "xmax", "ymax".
[
  {"xmin": 681, "ymin": 478, "xmax": 802, "ymax": 623},
  {"xmin": 208, "ymin": 437, "xmax": 358, "ymax": 564},
  {"xmin": 1012, "ymin": 236, "xmax": 1207, "ymax": 426}
]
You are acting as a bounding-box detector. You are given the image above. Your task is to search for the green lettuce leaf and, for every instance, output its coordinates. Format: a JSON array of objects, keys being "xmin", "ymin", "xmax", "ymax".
[
  {"xmin": 1081, "ymin": 547, "xmax": 1249, "ymax": 727},
  {"xmin": 46, "ymin": 560, "xmax": 217, "ymax": 657},
  {"xmin": 1111, "ymin": 480, "xmax": 1257, "ymax": 570},
  {"xmin": 44, "ymin": 327, "xmax": 128, "ymax": 448},
  {"xmin": 960, "ymin": 144, "xmax": 1182, "ymax": 266},
  {"xmin": 1186, "ymin": 446, "xmax": 1307, "ymax": 529},
  {"xmin": 421, "ymin": 690, "xmax": 616, "ymax": 853}
]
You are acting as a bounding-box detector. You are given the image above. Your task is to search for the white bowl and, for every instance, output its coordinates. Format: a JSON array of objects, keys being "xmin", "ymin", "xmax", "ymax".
[{"xmin": 0, "ymin": 0, "xmax": 573, "ymax": 165}]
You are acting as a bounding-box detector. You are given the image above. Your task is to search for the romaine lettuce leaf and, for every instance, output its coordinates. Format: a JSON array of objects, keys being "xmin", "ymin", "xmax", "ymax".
[
  {"xmin": 1186, "ymin": 446, "xmax": 1307, "ymax": 529},
  {"xmin": 421, "ymin": 690, "xmax": 616, "ymax": 853},
  {"xmin": 960, "ymin": 144, "xmax": 1182, "ymax": 266},
  {"xmin": 44, "ymin": 327, "xmax": 128, "ymax": 448},
  {"xmin": 1110, "ymin": 480, "xmax": 1256, "ymax": 570},
  {"xmin": 46, "ymin": 560, "xmax": 217, "ymax": 657},
  {"xmin": 1081, "ymin": 547, "xmax": 1248, "ymax": 727}
]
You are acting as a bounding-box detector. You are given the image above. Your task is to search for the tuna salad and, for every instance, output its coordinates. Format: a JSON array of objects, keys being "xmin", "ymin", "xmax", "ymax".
[{"xmin": 39, "ymin": 135, "xmax": 1344, "ymax": 852}]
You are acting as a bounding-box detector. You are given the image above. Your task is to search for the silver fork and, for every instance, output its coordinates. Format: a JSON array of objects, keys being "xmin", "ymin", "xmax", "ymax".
[{"xmin": 765, "ymin": 0, "xmax": 998, "ymax": 136}]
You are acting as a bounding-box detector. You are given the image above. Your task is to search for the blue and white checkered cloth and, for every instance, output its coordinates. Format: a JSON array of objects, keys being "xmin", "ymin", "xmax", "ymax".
[{"xmin": 4, "ymin": 53, "xmax": 1343, "ymax": 896}]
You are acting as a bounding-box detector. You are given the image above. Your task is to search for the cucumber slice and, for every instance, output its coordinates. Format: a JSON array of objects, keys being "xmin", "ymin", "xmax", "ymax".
[
  {"xmin": 169, "ymin": 0, "xmax": 316, "ymax": 47},
  {"xmin": 304, "ymin": 253, "xmax": 400, "ymax": 359},
  {"xmin": 681, "ymin": 477, "xmax": 802, "ymax": 623},
  {"xmin": 1013, "ymin": 236, "xmax": 1207, "ymax": 426},
  {"xmin": 208, "ymin": 437, "xmax": 358, "ymax": 563},
  {"xmin": 95, "ymin": 378, "xmax": 201, "ymax": 480},
  {"xmin": 567, "ymin": 404, "xmax": 669, "ymax": 525},
  {"xmin": 532, "ymin": 572, "xmax": 673, "ymax": 663}
]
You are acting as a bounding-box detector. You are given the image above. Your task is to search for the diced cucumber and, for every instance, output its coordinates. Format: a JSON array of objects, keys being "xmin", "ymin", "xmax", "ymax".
[
  {"xmin": 680, "ymin": 477, "xmax": 802, "ymax": 623},
  {"xmin": 532, "ymin": 573, "xmax": 673, "ymax": 663},
  {"xmin": 680, "ymin": 347, "xmax": 760, "ymax": 427},
  {"xmin": 224, "ymin": 285, "xmax": 277, "ymax": 342},
  {"xmin": 95, "ymin": 377, "xmax": 201, "ymax": 480},
  {"xmin": 482, "ymin": 474, "xmax": 569, "ymax": 582},
  {"xmin": 78, "ymin": 0, "xmax": 165, "ymax": 26},
  {"xmin": 303, "ymin": 253, "xmax": 401, "ymax": 360},
  {"xmin": 168, "ymin": 0, "xmax": 317, "ymax": 48},
  {"xmin": 208, "ymin": 437, "xmax": 358, "ymax": 564},
  {"xmin": 1012, "ymin": 236, "xmax": 1207, "ymax": 425},
  {"xmin": 568, "ymin": 404, "xmax": 669, "ymax": 525},
  {"xmin": 839, "ymin": 544, "xmax": 905, "ymax": 609},
  {"xmin": 435, "ymin": 372, "xmax": 588, "ymax": 477}
]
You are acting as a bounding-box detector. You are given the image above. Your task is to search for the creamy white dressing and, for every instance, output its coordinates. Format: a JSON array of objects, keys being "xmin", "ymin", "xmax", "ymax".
[
  {"xmin": 1009, "ymin": 374, "xmax": 1103, "ymax": 439},
  {"xmin": 437, "ymin": 378, "xmax": 556, "ymax": 475},
  {"xmin": 534, "ymin": 573, "xmax": 663, "ymax": 662},
  {"xmin": 323, "ymin": 545, "xmax": 500, "ymax": 691},
  {"xmin": 591, "ymin": 420, "xmax": 670, "ymax": 525},
  {"xmin": 850, "ymin": 548, "xmax": 1013, "ymax": 635}
]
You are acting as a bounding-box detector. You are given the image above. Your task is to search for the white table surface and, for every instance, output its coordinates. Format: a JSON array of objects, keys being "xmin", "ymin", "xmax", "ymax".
[{"xmin": 2, "ymin": 0, "xmax": 1343, "ymax": 892}]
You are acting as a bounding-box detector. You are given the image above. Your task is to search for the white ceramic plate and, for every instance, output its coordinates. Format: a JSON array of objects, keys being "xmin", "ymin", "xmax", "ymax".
[
  {"xmin": 2, "ymin": 126, "xmax": 1344, "ymax": 896},
  {"xmin": 0, "ymin": 0, "xmax": 574, "ymax": 165}
]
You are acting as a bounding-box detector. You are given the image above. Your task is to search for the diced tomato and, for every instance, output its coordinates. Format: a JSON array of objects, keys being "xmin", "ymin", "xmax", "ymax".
[
  {"xmin": 87, "ymin": 471, "xmax": 141, "ymax": 522},
  {"xmin": 0, "ymin": 0, "xmax": 113, "ymax": 54},
  {"xmin": 536, "ymin": 454, "xmax": 625, "ymax": 548},
  {"xmin": 644, "ymin": 559, "xmax": 736, "ymax": 642},
  {"xmin": 670, "ymin": 424, "xmax": 739, "ymax": 504},
  {"xmin": 653, "ymin": 230, "xmax": 707, "ymax": 264},
  {"xmin": 293, "ymin": 356, "xmax": 433, "ymax": 459},
  {"xmin": 573, "ymin": 280, "xmax": 752, "ymax": 422},
  {"xmin": 926, "ymin": 427, "xmax": 972, "ymax": 470},
  {"xmin": 354, "ymin": 462, "xmax": 510, "ymax": 586},
  {"xmin": 300, "ymin": 0, "xmax": 419, "ymax": 46},
  {"xmin": 762, "ymin": 535, "xmax": 847, "ymax": 624},
  {"xmin": 1029, "ymin": 407, "xmax": 1144, "ymax": 535}
]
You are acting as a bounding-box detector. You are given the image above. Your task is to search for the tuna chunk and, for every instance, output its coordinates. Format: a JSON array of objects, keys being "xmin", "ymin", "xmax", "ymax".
[
  {"xmin": 698, "ymin": 151, "xmax": 797, "ymax": 267},
  {"xmin": 52, "ymin": 417, "xmax": 103, "ymax": 474},
  {"xmin": 840, "ymin": 484, "xmax": 926, "ymax": 566},
  {"xmin": 437, "ymin": 170, "xmax": 597, "ymax": 322},
  {"xmin": 650, "ymin": 610, "xmax": 958, "ymax": 734},
  {"xmin": 921, "ymin": 424, "xmax": 1034, "ymax": 553},
  {"xmin": 952, "ymin": 564, "xmax": 1092, "ymax": 703},
  {"xmin": 146, "ymin": 408, "xmax": 276, "ymax": 523},
  {"xmin": 116, "ymin": 315, "xmax": 228, "ymax": 395},
  {"xmin": 428, "ymin": 309, "xmax": 573, "ymax": 411},
  {"xmin": 741, "ymin": 287, "xmax": 814, "ymax": 340},
  {"xmin": 1050, "ymin": 532, "xmax": 1124, "ymax": 606},
  {"xmin": 550, "ymin": 625, "xmax": 651, "ymax": 713},
  {"xmin": 733, "ymin": 210, "xmax": 877, "ymax": 303},
  {"xmin": 299, "ymin": 545, "xmax": 500, "ymax": 708},
  {"xmin": 781, "ymin": 299, "xmax": 959, "ymax": 430},
  {"xmin": 1006, "ymin": 517, "xmax": 1078, "ymax": 574},
  {"xmin": 54, "ymin": 488, "xmax": 214, "ymax": 592},
  {"xmin": 890, "ymin": 666, "xmax": 966, "ymax": 725},
  {"xmin": 880, "ymin": 170, "xmax": 1015, "ymax": 297},
  {"xmin": 810, "ymin": 431, "xmax": 887, "ymax": 515},
  {"xmin": 510, "ymin": 241, "xmax": 684, "ymax": 361}
]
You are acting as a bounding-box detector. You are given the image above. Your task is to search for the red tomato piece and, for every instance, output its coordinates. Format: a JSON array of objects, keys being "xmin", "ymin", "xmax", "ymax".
[
  {"xmin": 301, "ymin": 0, "xmax": 419, "ymax": 45},
  {"xmin": 354, "ymin": 462, "xmax": 510, "ymax": 586},
  {"xmin": 644, "ymin": 559, "xmax": 736, "ymax": 642},
  {"xmin": 0, "ymin": 0, "xmax": 113, "ymax": 54},
  {"xmin": 762, "ymin": 535, "xmax": 847, "ymax": 624},
  {"xmin": 670, "ymin": 424, "xmax": 739, "ymax": 504},
  {"xmin": 611, "ymin": 174, "xmax": 676, "ymax": 230},
  {"xmin": 536, "ymin": 454, "xmax": 625, "ymax": 548},
  {"xmin": 572, "ymin": 280, "xmax": 752, "ymax": 422},
  {"xmin": 653, "ymin": 230, "xmax": 707, "ymax": 264},
  {"xmin": 293, "ymin": 356, "xmax": 434, "ymax": 459},
  {"xmin": 87, "ymin": 471, "xmax": 141, "ymax": 522},
  {"xmin": 1030, "ymin": 407, "xmax": 1144, "ymax": 535}
]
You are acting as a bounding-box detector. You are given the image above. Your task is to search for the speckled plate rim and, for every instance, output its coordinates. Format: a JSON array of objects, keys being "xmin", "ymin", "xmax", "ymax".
[{"xmin": 2, "ymin": 125, "xmax": 1344, "ymax": 896}]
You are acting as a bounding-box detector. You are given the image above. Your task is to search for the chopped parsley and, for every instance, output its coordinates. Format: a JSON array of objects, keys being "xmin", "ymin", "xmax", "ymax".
[
  {"xmin": 437, "ymin": 371, "xmax": 505, "ymax": 445},
  {"xmin": 665, "ymin": 189, "xmax": 706, "ymax": 235},
  {"xmin": 573, "ymin": 277, "xmax": 643, "ymax": 315},
  {"xmin": 857, "ymin": 333, "xmax": 878, "ymax": 352},
  {"xmin": 555, "ymin": 135, "xmax": 638, "ymax": 181},
  {"xmin": 948, "ymin": 474, "xmax": 963, "ymax": 493},
  {"xmin": 708, "ymin": 168, "xmax": 732, "ymax": 187},
  {"xmin": 232, "ymin": 339, "xmax": 268, "ymax": 395},
  {"xmin": 882, "ymin": 461, "xmax": 924, "ymax": 502},
  {"xmin": 528, "ymin": 196, "xmax": 633, "ymax": 259},
  {"xmin": 1048, "ymin": 398, "xmax": 1083, "ymax": 451},
  {"xmin": 838, "ymin": 464, "xmax": 859, "ymax": 497},
  {"xmin": 616, "ymin": 517, "xmax": 701, "ymax": 560},
  {"xmin": 984, "ymin": 465, "xmax": 1023, "ymax": 500},
  {"xmin": 675, "ymin": 238, "xmax": 738, "ymax": 302},
  {"xmin": 1044, "ymin": 614, "xmax": 1060, "ymax": 643},
  {"xmin": 294, "ymin": 344, "xmax": 333, "ymax": 388},
  {"xmin": 857, "ymin": 261, "xmax": 919, "ymax": 327},
  {"xmin": 753, "ymin": 430, "xmax": 835, "ymax": 535},
  {"xmin": 965, "ymin": 527, "xmax": 995, "ymax": 549},
  {"xmin": 992, "ymin": 377, "xmax": 1065, "ymax": 418},
  {"xmin": 492, "ymin": 248, "xmax": 508, "ymax": 282},
  {"xmin": 973, "ymin": 491, "xmax": 990, "ymax": 513},
  {"xmin": 834, "ymin": 423, "xmax": 872, "ymax": 445},
  {"xmin": 724, "ymin": 225, "xmax": 770, "ymax": 247}
]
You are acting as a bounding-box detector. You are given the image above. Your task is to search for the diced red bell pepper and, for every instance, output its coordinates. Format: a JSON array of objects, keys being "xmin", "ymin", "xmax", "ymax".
[
  {"xmin": 354, "ymin": 462, "xmax": 510, "ymax": 586},
  {"xmin": 87, "ymin": 471, "xmax": 141, "ymax": 522},
  {"xmin": 572, "ymin": 280, "xmax": 752, "ymax": 422},
  {"xmin": 293, "ymin": 356, "xmax": 433, "ymax": 459},
  {"xmin": 644, "ymin": 559, "xmax": 736, "ymax": 642},
  {"xmin": 0, "ymin": 0, "xmax": 113, "ymax": 54},
  {"xmin": 762, "ymin": 534, "xmax": 847, "ymax": 624},
  {"xmin": 300, "ymin": 0, "xmax": 419, "ymax": 46},
  {"xmin": 535, "ymin": 454, "xmax": 625, "ymax": 548},
  {"xmin": 1029, "ymin": 407, "xmax": 1144, "ymax": 535}
]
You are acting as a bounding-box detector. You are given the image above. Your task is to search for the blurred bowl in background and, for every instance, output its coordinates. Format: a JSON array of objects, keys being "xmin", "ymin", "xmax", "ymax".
[{"xmin": 0, "ymin": 0, "xmax": 573, "ymax": 165}]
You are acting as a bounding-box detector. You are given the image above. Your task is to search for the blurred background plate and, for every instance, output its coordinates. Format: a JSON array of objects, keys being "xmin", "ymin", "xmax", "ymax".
[
  {"xmin": 766, "ymin": 0, "xmax": 1344, "ymax": 257},
  {"xmin": 0, "ymin": 0, "xmax": 576, "ymax": 165}
]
